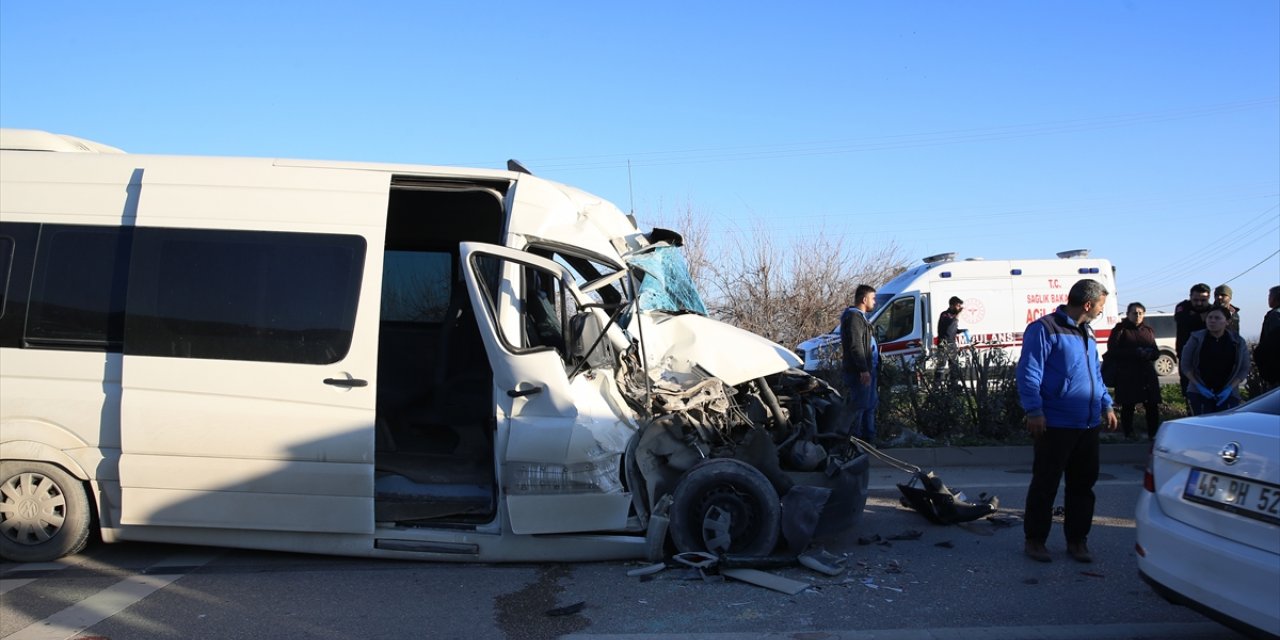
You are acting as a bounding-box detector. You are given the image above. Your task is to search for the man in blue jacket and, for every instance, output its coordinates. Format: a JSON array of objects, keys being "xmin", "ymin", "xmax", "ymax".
[{"xmin": 1017, "ymin": 279, "xmax": 1118, "ymax": 564}]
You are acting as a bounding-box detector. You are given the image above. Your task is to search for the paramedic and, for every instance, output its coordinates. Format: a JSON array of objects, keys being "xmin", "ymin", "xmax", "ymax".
[
  {"xmin": 840, "ymin": 284, "xmax": 879, "ymax": 442},
  {"xmin": 935, "ymin": 296, "xmax": 964, "ymax": 383},
  {"xmin": 1017, "ymin": 279, "xmax": 1117, "ymax": 564}
]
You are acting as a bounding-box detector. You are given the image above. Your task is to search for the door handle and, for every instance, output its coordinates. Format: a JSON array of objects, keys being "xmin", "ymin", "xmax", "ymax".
[
  {"xmin": 507, "ymin": 385, "xmax": 544, "ymax": 398},
  {"xmin": 324, "ymin": 377, "xmax": 369, "ymax": 388}
]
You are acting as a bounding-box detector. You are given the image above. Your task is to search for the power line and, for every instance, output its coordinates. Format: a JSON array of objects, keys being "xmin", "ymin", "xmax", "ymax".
[
  {"xmin": 1222, "ymin": 250, "xmax": 1280, "ymax": 285},
  {"xmin": 1122, "ymin": 203, "xmax": 1280, "ymax": 290},
  {"xmin": 460, "ymin": 97, "xmax": 1280, "ymax": 172}
]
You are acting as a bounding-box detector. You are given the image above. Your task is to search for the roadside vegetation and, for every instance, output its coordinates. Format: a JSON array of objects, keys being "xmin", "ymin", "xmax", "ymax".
[{"xmin": 641, "ymin": 209, "xmax": 1268, "ymax": 446}]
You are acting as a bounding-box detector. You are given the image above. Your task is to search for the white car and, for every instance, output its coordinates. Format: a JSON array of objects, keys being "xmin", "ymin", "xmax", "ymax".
[
  {"xmin": 1136, "ymin": 388, "xmax": 1280, "ymax": 639},
  {"xmin": 1141, "ymin": 311, "xmax": 1179, "ymax": 377}
]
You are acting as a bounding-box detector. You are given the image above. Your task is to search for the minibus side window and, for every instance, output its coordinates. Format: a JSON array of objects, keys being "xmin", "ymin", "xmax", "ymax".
[
  {"xmin": 26, "ymin": 225, "xmax": 132, "ymax": 350},
  {"xmin": 125, "ymin": 228, "xmax": 366, "ymax": 364},
  {"xmin": 529, "ymin": 246, "xmax": 626, "ymax": 307},
  {"xmin": 381, "ymin": 250, "xmax": 452, "ymax": 323},
  {"xmin": 0, "ymin": 236, "xmax": 12, "ymax": 317},
  {"xmin": 470, "ymin": 253, "xmax": 574, "ymax": 363},
  {"xmin": 523, "ymin": 266, "xmax": 571, "ymax": 356},
  {"xmin": 0, "ymin": 223, "xmax": 38, "ymax": 348}
]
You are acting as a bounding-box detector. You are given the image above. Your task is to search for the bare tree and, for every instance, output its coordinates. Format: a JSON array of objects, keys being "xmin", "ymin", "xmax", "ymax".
[
  {"xmin": 640, "ymin": 204, "xmax": 911, "ymax": 349},
  {"xmin": 645, "ymin": 199, "xmax": 712, "ymax": 292}
]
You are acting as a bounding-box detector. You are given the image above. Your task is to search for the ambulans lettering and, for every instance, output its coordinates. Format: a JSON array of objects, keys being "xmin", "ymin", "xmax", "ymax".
[{"xmin": 963, "ymin": 331, "xmax": 1022, "ymax": 346}]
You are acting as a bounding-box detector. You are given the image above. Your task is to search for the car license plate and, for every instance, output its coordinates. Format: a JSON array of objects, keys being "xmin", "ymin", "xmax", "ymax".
[{"xmin": 1184, "ymin": 468, "xmax": 1280, "ymax": 525}]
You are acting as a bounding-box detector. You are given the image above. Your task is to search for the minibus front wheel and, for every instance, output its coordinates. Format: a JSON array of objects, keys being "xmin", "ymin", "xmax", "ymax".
[
  {"xmin": 669, "ymin": 458, "xmax": 781, "ymax": 556},
  {"xmin": 0, "ymin": 461, "xmax": 92, "ymax": 562}
]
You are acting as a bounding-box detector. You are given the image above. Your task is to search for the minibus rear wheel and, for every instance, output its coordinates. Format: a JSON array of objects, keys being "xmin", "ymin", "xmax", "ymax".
[
  {"xmin": 0, "ymin": 461, "xmax": 92, "ymax": 562},
  {"xmin": 669, "ymin": 458, "xmax": 780, "ymax": 556}
]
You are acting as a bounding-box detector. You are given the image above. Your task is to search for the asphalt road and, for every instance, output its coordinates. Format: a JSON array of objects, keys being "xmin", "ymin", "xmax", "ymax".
[{"xmin": 0, "ymin": 460, "xmax": 1248, "ymax": 640}]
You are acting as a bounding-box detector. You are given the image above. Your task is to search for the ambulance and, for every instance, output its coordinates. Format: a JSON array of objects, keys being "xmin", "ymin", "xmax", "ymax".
[{"xmin": 795, "ymin": 251, "xmax": 1120, "ymax": 371}]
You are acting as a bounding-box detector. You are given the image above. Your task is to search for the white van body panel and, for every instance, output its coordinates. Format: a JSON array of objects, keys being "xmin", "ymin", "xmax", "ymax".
[
  {"xmin": 637, "ymin": 313, "xmax": 802, "ymax": 386},
  {"xmin": 797, "ymin": 255, "xmax": 1120, "ymax": 371}
]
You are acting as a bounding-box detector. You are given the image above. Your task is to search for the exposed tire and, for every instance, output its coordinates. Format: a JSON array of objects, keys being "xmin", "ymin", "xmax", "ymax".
[
  {"xmin": 1154, "ymin": 352, "xmax": 1177, "ymax": 377},
  {"xmin": 669, "ymin": 458, "xmax": 780, "ymax": 556},
  {"xmin": 0, "ymin": 461, "xmax": 92, "ymax": 562}
]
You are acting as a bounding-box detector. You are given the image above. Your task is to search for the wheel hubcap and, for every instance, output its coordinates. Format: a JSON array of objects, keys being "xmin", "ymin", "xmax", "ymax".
[
  {"xmin": 697, "ymin": 485, "xmax": 759, "ymax": 553},
  {"xmin": 1, "ymin": 472, "xmax": 67, "ymax": 545}
]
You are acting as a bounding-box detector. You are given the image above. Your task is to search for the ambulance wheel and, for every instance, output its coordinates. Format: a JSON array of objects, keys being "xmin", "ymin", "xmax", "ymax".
[
  {"xmin": 669, "ymin": 458, "xmax": 780, "ymax": 556},
  {"xmin": 0, "ymin": 461, "xmax": 92, "ymax": 562}
]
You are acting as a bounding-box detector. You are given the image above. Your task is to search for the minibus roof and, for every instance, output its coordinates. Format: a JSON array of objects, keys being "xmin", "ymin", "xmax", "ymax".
[{"xmin": 0, "ymin": 129, "xmax": 126, "ymax": 154}]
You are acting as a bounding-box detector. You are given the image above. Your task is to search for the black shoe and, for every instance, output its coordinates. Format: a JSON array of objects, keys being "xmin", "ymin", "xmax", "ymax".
[
  {"xmin": 1024, "ymin": 540, "xmax": 1051, "ymax": 563},
  {"xmin": 1067, "ymin": 541, "xmax": 1093, "ymax": 563}
]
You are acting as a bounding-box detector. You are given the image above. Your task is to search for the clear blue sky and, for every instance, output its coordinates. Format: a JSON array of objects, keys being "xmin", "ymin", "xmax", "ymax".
[{"xmin": 3, "ymin": 1, "xmax": 1277, "ymax": 337}]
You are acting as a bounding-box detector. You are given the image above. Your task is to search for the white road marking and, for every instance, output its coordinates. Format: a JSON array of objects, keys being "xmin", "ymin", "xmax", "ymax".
[
  {"xmin": 2, "ymin": 551, "xmax": 218, "ymax": 640},
  {"xmin": 0, "ymin": 560, "xmax": 81, "ymax": 597}
]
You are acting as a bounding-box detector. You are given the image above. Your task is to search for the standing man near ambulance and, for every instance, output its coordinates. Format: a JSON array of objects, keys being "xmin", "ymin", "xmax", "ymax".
[
  {"xmin": 935, "ymin": 296, "xmax": 965, "ymax": 384},
  {"xmin": 841, "ymin": 284, "xmax": 879, "ymax": 443},
  {"xmin": 1017, "ymin": 279, "xmax": 1118, "ymax": 564}
]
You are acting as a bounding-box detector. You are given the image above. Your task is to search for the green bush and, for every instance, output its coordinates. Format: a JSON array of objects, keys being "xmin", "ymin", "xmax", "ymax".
[
  {"xmin": 1159, "ymin": 383, "xmax": 1189, "ymax": 420},
  {"xmin": 818, "ymin": 347, "xmax": 1196, "ymax": 446},
  {"xmin": 876, "ymin": 344, "xmax": 1024, "ymax": 444}
]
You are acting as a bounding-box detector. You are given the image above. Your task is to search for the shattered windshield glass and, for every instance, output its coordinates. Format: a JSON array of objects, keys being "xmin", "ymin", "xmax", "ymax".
[{"xmin": 625, "ymin": 245, "xmax": 708, "ymax": 317}]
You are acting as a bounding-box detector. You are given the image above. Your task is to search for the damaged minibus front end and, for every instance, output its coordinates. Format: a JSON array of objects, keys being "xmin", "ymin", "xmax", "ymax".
[
  {"xmin": 462, "ymin": 196, "xmax": 870, "ymax": 559},
  {"xmin": 616, "ymin": 239, "xmax": 871, "ymax": 557}
]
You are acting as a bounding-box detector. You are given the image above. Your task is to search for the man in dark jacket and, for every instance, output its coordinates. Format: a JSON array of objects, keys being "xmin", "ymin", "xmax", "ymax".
[
  {"xmin": 1174, "ymin": 283, "xmax": 1212, "ymax": 397},
  {"xmin": 937, "ymin": 296, "xmax": 964, "ymax": 343},
  {"xmin": 1256, "ymin": 285, "xmax": 1280, "ymax": 388},
  {"xmin": 841, "ymin": 284, "xmax": 878, "ymax": 442},
  {"xmin": 1017, "ymin": 279, "xmax": 1117, "ymax": 564},
  {"xmin": 1213, "ymin": 284, "xmax": 1241, "ymax": 335},
  {"xmin": 935, "ymin": 296, "xmax": 965, "ymax": 383}
]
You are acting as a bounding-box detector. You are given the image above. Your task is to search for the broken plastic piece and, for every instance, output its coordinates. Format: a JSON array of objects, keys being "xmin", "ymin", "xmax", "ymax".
[
  {"xmin": 720, "ymin": 554, "xmax": 798, "ymax": 569},
  {"xmin": 626, "ymin": 563, "xmax": 667, "ymax": 577},
  {"xmin": 645, "ymin": 494, "xmax": 672, "ymax": 562},
  {"xmin": 545, "ymin": 601, "xmax": 586, "ymax": 617},
  {"xmin": 721, "ymin": 568, "xmax": 810, "ymax": 595},
  {"xmin": 797, "ymin": 550, "xmax": 846, "ymax": 576},
  {"xmin": 897, "ymin": 471, "xmax": 999, "ymax": 525},
  {"xmin": 672, "ymin": 551, "xmax": 719, "ymax": 569}
]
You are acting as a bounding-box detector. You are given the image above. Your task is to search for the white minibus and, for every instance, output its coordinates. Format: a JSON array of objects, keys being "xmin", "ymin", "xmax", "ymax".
[{"xmin": 0, "ymin": 129, "xmax": 868, "ymax": 563}]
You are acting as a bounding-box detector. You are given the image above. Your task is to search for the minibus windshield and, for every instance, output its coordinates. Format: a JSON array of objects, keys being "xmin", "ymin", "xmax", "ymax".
[{"xmin": 625, "ymin": 245, "xmax": 708, "ymax": 317}]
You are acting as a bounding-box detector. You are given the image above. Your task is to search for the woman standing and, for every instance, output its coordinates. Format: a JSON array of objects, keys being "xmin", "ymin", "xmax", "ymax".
[
  {"xmin": 1180, "ymin": 305, "xmax": 1251, "ymax": 415},
  {"xmin": 1107, "ymin": 302, "xmax": 1162, "ymax": 439}
]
